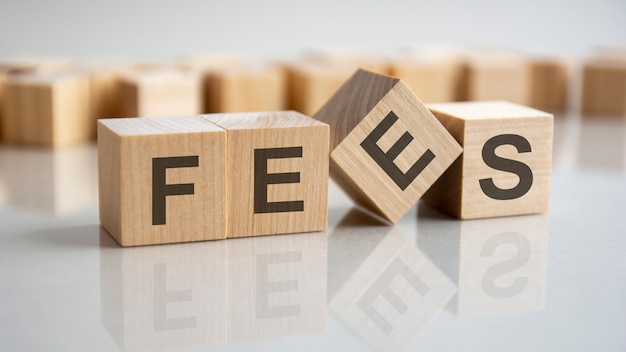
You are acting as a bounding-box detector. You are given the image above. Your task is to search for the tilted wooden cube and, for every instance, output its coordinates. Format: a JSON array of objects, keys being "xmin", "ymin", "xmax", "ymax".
[
  {"xmin": 1, "ymin": 73, "xmax": 92, "ymax": 147},
  {"xmin": 204, "ymin": 66, "xmax": 286, "ymax": 113},
  {"xmin": 314, "ymin": 69, "xmax": 462, "ymax": 223},
  {"xmin": 204, "ymin": 111, "xmax": 329, "ymax": 238},
  {"xmin": 423, "ymin": 101, "xmax": 553, "ymax": 219},
  {"xmin": 582, "ymin": 57, "xmax": 626, "ymax": 116},
  {"xmin": 98, "ymin": 116, "xmax": 227, "ymax": 246},
  {"xmin": 118, "ymin": 70, "xmax": 202, "ymax": 118}
]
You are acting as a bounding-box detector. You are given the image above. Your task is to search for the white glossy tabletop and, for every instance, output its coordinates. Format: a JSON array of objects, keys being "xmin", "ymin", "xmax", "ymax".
[{"xmin": 1, "ymin": 112, "xmax": 625, "ymax": 351}]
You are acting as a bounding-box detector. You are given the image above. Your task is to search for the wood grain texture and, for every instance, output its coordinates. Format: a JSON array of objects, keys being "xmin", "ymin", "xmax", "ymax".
[
  {"xmin": 581, "ymin": 57, "xmax": 626, "ymax": 116},
  {"xmin": 118, "ymin": 70, "xmax": 202, "ymax": 118},
  {"xmin": 1, "ymin": 73, "xmax": 92, "ymax": 147},
  {"xmin": 204, "ymin": 111, "xmax": 329, "ymax": 238},
  {"xmin": 204, "ymin": 66, "xmax": 286, "ymax": 113},
  {"xmin": 314, "ymin": 69, "xmax": 462, "ymax": 223},
  {"xmin": 423, "ymin": 101, "xmax": 553, "ymax": 219},
  {"xmin": 98, "ymin": 116, "xmax": 227, "ymax": 246}
]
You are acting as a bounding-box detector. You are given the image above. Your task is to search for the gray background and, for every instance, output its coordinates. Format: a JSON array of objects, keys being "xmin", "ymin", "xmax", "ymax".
[{"xmin": 1, "ymin": 0, "xmax": 625, "ymax": 61}]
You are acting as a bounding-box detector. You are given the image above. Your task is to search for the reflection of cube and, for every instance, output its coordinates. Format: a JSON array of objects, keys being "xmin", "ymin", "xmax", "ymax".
[
  {"xmin": 424, "ymin": 101, "xmax": 553, "ymax": 219},
  {"xmin": 205, "ymin": 111, "xmax": 329, "ymax": 238},
  {"xmin": 118, "ymin": 70, "xmax": 202, "ymax": 117},
  {"xmin": 99, "ymin": 229, "xmax": 227, "ymax": 351},
  {"xmin": 416, "ymin": 209, "xmax": 548, "ymax": 318},
  {"xmin": 314, "ymin": 69, "xmax": 462, "ymax": 223},
  {"xmin": 227, "ymin": 232, "xmax": 326, "ymax": 342},
  {"xmin": 98, "ymin": 116, "xmax": 227, "ymax": 246},
  {"xmin": 582, "ymin": 57, "xmax": 626, "ymax": 116},
  {"xmin": 204, "ymin": 66, "xmax": 286, "ymax": 113},
  {"xmin": 1, "ymin": 145, "xmax": 97, "ymax": 215},
  {"xmin": 328, "ymin": 209, "xmax": 456, "ymax": 351},
  {"xmin": 2, "ymin": 73, "xmax": 92, "ymax": 146}
]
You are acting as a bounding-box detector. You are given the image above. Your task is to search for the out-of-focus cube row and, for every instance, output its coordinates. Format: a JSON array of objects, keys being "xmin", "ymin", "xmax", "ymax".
[{"xmin": 0, "ymin": 47, "xmax": 625, "ymax": 148}]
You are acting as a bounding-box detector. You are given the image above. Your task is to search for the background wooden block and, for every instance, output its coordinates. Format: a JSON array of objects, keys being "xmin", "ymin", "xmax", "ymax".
[
  {"xmin": 1, "ymin": 73, "xmax": 92, "ymax": 147},
  {"xmin": 314, "ymin": 69, "xmax": 462, "ymax": 223},
  {"xmin": 99, "ymin": 229, "xmax": 227, "ymax": 351},
  {"xmin": 227, "ymin": 232, "xmax": 326, "ymax": 342},
  {"xmin": 98, "ymin": 116, "xmax": 227, "ymax": 246},
  {"xmin": 177, "ymin": 54, "xmax": 248, "ymax": 72},
  {"xmin": 204, "ymin": 111, "xmax": 329, "ymax": 238},
  {"xmin": 581, "ymin": 56, "xmax": 626, "ymax": 116},
  {"xmin": 416, "ymin": 206, "xmax": 548, "ymax": 318},
  {"xmin": 283, "ymin": 62, "xmax": 358, "ymax": 116},
  {"xmin": 118, "ymin": 70, "xmax": 202, "ymax": 118},
  {"xmin": 204, "ymin": 65, "xmax": 286, "ymax": 113},
  {"xmin": 328, "ymin": 208, "xmax": 456, "ymax": 351},
  {"xmin": 390, "ymin": 50, "xmax": 466, "ymax": 103},
  {"xmin": 84, "ymin": 63, "xmax": 136, "ymax": 135},
  {"xmin": 300, "ymin": 48, "xmax": 390, "ymax": 74},
  {"xmin": 465, "ymin": 52, "xmax": 531, "ymax": 105},
  {"xmin": 423, "ymin": 101, "xmax": 553, "ymax": 219},
  {"xmin": 528, "ymin": 57, "xmax": 570, "ymax": 112}
]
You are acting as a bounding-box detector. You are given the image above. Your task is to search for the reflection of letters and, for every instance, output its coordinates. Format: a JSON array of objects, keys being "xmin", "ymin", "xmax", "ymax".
[
  {"xmin": 153, "ymin": 263, "xmax": 197, "ymax": 331},
  {"xmin": 480, "ymin": 232, "xmax": 531, "ymax": 299},
  {"xmin": 256, "ymin": 251, "xmax": 302, "ymax": 319},
  {"xmin": 356, "ymin": 258, "xmax": 429, "ymax": 335}
]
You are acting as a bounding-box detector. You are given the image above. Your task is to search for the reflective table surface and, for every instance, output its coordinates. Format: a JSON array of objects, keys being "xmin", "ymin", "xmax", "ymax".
[{"xmin": 1, "ymin": 113, "xmax": 625, "ymax": 351}]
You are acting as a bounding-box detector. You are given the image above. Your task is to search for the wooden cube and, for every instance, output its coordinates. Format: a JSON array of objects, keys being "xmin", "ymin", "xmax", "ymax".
[
  {"xmin": 99, "ymin": 228, "xmax": 227, "ymax": 350},
  {"xmin": 582, "ymin": 57, "xmax": 626, "ymax": 116},
  {"xmin": 528, "ymin": 57, "xmax": 570, "ymax": 111},
  {"xmin": 423, "ymin": 101, "xmax": 553, "ymax": 219},
  {"xmin": 328, "ymin": 208, "xmax": 456, "ymax": 351},
  {"xmin": 98, "ymin": 116, "xmax": 227, "ymax": 246},
  {"xmin": 466, "ymin": 52, "xmax": 530, "ymax": 105},
  {"xmin": 204, "ymin": 66, "xmax": 286, "ymax": 113},
  {"xmin": 300, "ymin": 48, "xmax": 390, "ymax": 74},
  {"xmin": 284, "ymin": 62, "xmax": 357, "ymax": 116},
  {"xmin": 118, "ymin": 70, "xmax": 202, "ymax": 118},
  {"xmin": 227, "ymin": 232, "xmax": 326, "ymax": 342},
  {"xmin": 417, "ymin": 206, "xmax": 548, "ymax": 317},
  {"xmin": 314, "ymin": 69, "xmax": 462, "ymax": 223},
  {"xmin": 2, "ymin": 73, "xmax": 92, "ymax": 147},
  {"xmin": 86, "ymin": 64, "xmax": 135, "ymax": 127},
  {"xmin": 204, "ymin": 111, "xmax": 329, "ymax": 238},
  {"xmin": 390, "ymin": 53, "xmax": 465, "ymax": 103}
]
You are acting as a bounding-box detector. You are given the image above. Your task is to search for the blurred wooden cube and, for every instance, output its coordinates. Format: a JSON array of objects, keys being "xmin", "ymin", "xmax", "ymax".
[
  {"xmin": 390, "ymin": 53, "xmax": 465, "ymax": 103},
  {"xmin": 582, "ymin": 56, "xmax": 626, "ymax": 116},
  {"xmin": 528, "ymin": 57, "xmax": 570, "ymax": 111},
  {"xmin": 2, "ymin": 73, "xmax": 92, "ymax": 147},
  {"xmin": 465, "ymin": 52, "xmax": 530, "ymax": 105},
  {"xmin": 118, "ymin": 70, "xmax": 202, "ymax": 117},
  {"xmin": 205, "ymin": 66, "xmax": 286, "ymax": 113}
]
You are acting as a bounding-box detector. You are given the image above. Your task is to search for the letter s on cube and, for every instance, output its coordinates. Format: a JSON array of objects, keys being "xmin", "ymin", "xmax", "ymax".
[{"xmin": 422, "ymin": 101, "xmax": 554, "ymax": 219}]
